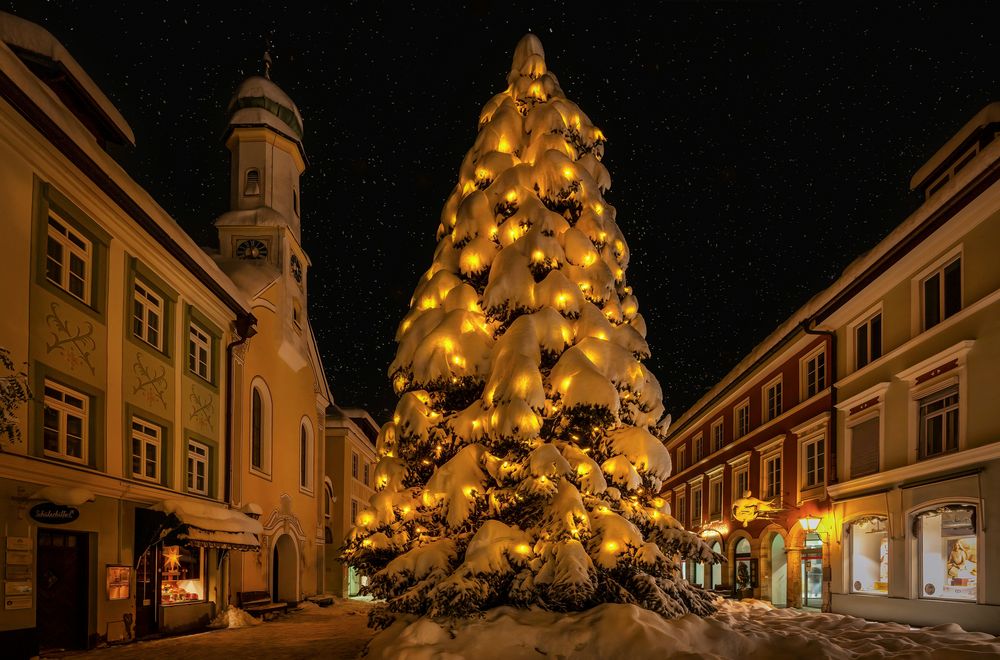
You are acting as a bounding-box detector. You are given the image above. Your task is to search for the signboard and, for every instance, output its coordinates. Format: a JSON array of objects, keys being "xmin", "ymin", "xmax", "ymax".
[
  {"xmin": 29, "ymin": 502, "xmax": 79, "ymax": 525},
  {"xmin": 107, "ymin": 565, "xmax": 131, "ymax": 601},
  {"xmin": 6, "ymin": 537, "xmax": 31, "ymax": 551},
  {"xmin": 4, "ymin": 595, "xmax": 31, "ymax": 610}
]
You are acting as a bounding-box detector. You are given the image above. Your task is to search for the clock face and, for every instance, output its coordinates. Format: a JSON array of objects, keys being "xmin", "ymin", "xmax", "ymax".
[
  {"xmin": 236, "ymin": 239, "xmax": 269, "ymax": 260},
  {"xmin": 290, "ymin": 254, "xmax": 303, "ymax": 283}
]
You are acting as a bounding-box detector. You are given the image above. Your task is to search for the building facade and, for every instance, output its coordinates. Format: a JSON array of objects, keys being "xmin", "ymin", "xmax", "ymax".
[
  {"xmin": 0, "ymin": 12, "xmax": 331, "ymax": 657},
  {"xmin": 662, "ymin": 330, "xmax": 832, "ymax": 609},
  {"xmin": 816, "ymin": 103, "xmax": 1000, "ymax": 632},
  {"xmin": 323, "ymin": 406, "xmax": 378, "ymax": 597}
]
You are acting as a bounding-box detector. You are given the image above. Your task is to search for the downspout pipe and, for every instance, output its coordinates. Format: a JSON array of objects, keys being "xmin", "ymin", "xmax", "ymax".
[
  {"xmin": 801, "ymin": 320, "xmax": 837, "ymax": 485},
  {"xmin": 225, "ymin": 313, "xmax": 257, "ymax": 505}
]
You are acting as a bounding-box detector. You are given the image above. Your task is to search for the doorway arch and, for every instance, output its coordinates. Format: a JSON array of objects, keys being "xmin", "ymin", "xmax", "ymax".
[
  {"xmin": 272, "ymin": 534, "xmax": 298, "ymax": 602},
  {"xmin": 710, "ymin": 541, "xmax": 722, "ymax": 590},
  {"xmin": 770, "ymin": 533, "xmax": 787, "ymax": 607}
]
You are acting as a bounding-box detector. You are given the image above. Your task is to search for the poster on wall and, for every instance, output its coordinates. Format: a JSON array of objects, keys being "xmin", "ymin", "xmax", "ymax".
[
  {"xmin": 107, "ymin": 565, "xmax": 131, "ymax": 601},
  {"xmin": 943, "ymin": 537, "xmax": 977, "ymax": 599}
]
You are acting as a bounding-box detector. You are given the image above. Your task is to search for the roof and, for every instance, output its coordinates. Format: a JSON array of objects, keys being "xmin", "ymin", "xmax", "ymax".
[
  {"xmin": 327, "ymin": 405, "xmax": 380, "ymax": 445},
  {"xmin": 0, "ymin": 11, "xmax": 134, "ymax": 146},
  {"xmin": 910, "ymin": 102, "xmax": 1000, "ymax": 191},
  {"xmin": 228, "ymin": 75, "xmax": 303, "ymax": 141}
]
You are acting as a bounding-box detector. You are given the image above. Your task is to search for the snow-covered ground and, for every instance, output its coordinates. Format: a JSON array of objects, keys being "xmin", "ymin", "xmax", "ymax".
[
  {"xmin": 367, "ymin": 599, "xmax": 1000, "ymax": 659},
  {"xmin": 61, "ymin": 598, "xmax": 1000, "ymax": 659},
  {"xmin": 61, "ymin": 598, "xmax": 375, "ymax": 660}
]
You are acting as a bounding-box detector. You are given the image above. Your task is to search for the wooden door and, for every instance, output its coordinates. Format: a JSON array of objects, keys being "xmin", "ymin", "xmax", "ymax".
[{"xmin": 37, "ymin": 529, "xmax": 89, "ymax": 651}]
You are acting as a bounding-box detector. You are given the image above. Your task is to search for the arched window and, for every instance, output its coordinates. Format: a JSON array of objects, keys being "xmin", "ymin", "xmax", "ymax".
[
  {"xmin": 914, "ymin": 504, "xmax": 978, "ymax": 602},
  {"xmin": 250, "ymin": 378, "xmax": 272, "ymax": 474},
  {"xmin": 324, "ymin": 480, "xmax": 333, "ymax": 520},
  {"xmin": 244, "ymin": 168, "xmax": 261, "ymax": 196},
  {"xmin": 299, "ymin": 418, "xmax": 313, "ymax": 491}
]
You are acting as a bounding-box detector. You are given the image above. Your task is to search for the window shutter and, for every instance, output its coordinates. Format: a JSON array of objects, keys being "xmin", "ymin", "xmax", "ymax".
[{"xmin": 851, "ymin": 417, "xmax": 880, "ymax": 478}]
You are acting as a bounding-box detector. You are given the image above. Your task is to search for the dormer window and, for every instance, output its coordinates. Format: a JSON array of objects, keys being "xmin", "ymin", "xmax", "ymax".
[{"xmin": 244, "ymin": 168, "xmax": 261, "ymax": 196}]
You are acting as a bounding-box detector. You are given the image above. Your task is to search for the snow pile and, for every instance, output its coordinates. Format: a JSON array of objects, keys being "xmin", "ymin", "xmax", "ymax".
[
  {"xmin": 366, "ymin": 600, "xmax": 1000, "ymax": 659},
  {"xmin": 208, "ymin": 607, "xmax": 262, "ymax": 629}
]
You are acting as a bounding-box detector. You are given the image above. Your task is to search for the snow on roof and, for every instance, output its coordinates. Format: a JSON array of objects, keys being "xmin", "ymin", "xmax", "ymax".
[
  {"xmin": 228, "ymin": 75, "xmax": 304, "ymax": 141},
  {"xmin": 0, "ymin": 11, "xmax": 134, "ymax": 145},
  {"xmin": 910, "ymin": 102, "xmax": 1000, "ymax": 191},
  {"xmin": 152, "ymin": 498, "xmax": 263, "ymax": 536},
  {"xmin": 30, "ymin": 485, "xmax": 96, "ymax": 506},
  {"xmin": 211, "ymin": 255, "xmax": 281, "ymax": 299}
]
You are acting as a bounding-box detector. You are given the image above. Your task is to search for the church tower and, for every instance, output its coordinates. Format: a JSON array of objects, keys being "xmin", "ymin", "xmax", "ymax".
[{"xmin": 214, "ymin": 65, "xmax": 313, "ymax": 368}]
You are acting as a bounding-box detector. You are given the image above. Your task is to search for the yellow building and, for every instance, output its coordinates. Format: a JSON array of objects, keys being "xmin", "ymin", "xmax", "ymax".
[
  {"xmin": 323, "ymin": 406, "xmax": 377, "ymax": 597},
  {"xmin": 0, "ymin": 12, "xmax": 331, "ymax": 656}
]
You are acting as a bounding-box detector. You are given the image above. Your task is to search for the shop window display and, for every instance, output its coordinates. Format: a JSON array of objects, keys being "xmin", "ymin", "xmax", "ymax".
[
  {"xmin": 917, "ymin": 506, "xmax": 978, "ymax": 602},
  {"xmin": 160, "ymin": 545, "xmax": 205, "ymax": 604},
  {"xmin": 850, "ymin": 516, "xmax": 888, "ymax": 595}
]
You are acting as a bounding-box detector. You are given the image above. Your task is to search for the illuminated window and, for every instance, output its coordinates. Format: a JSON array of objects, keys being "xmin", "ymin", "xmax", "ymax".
[
  {"xmin": 921, "ymin": 257, "xmax": 961, "ymax": 331},
  {"xmin": 46, "ymin": 212, "xmax": 91, "ymax": 304},
  {"xmin": 130, "ymin": 417, "xmax": 161, "ymax": 482},
  {"xmin": 916, "ymin": 505, "xmax": 978, "ymax": 601},
  {"xmin": 763, "ymin": 376, "xmax": 782, "ymax": 422},
  {"xmin": 160, "ymin": 545, "xmax": 204, "ymax": 604},
  {"xmin": 734, "ymin": 399, "xmax": 750, "ymax": 438},
  {"xmin": 848, "ymin": 516, "xmax": 888, "ymax": 595},
  {"xmin": 187, "ymin": 440, "xmax": 208, "ymax": 495},
  {"xmin": 133, "ymin": 279, "xmax": 164, "ymax": 350},
  {"xmin": 43, "ymin": 380, "xmax": 88, "ymax": 464}
]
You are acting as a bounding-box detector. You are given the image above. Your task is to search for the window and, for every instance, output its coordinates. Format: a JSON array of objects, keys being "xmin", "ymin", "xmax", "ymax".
[
  {"xmin": 849, "ymin": 416, "xmax": 880, "ymax": 479},
  {"xmin": 676, "ymin": 445, "xmax": 687, "ymax": 472},
  {"xmin": 42, "ymin": 380, "xmax": 88, "ymax": 463},
  {"xmin": 802, "ymin": 348, "xmax": 826, "ymax": 399},
  {"xmin": 351, "ymin": 499, "xmax": 358, "ymax": 525},
  {"xmin": 918, "ymin": 385, "xmax": 959, "ymax": 460},
  {"xmin": 324, "ymin": 481, "xmax": 333, "ymax": 519},
  {"xmin": 160, "ymin": 545, "xmax": 204, "ymax": 604},
  {"xmin": 711, "ymin": 418, "xmax": 724, "ymax": 452},
  {"xmin": 244, "ymin": 168, "xmax": 261, "ymax": 196},
  {"xmin": 130, "ymin": 417, "xmax": 161, "ymax": 482},
  {"xmin": 188, "ymin": 323, "xmax": 211, "ymax": 381},
  {"xmin": 292, "ymin": 299, "xmax": 303, "ymax": 329},
  {"xmin": 299, "ymin": 420, "xmax": 313, "ymax": 490},
  {"xmin": 352, "ymin": 452, "xmax": 359, "ymax": 478},
  {"xmin": 676, "ymin": 492, "xmax": 687, "ymax": 527},
  {"xmin": 849, "ymin": 516, "xmax": 888, "ymax": 595},
  {"xmin": 733, "ymin": 464, "xmax": 749, "ymax": 500},
  {"xmin": 363, "ymin": 462, "xmax": 370, "ymax": 486},
  {"xmin": 921, "ymin": 257, "xmax": 961, "ymax": 330},
  {"xmin": 250, "ymin": 380, "xmax": 271, "ymax": 474},
  {"xmin": 691, "ymin": 486, "xmax": 703, "ymax": 527},
  {"xmin": 801, "ymin": 435, "xmax": 825, "ymax": 489},
  {"xmin": 917, "ymin": 505, "xmax": 978, "ymax": 601},
  {"xmin": 763, "ymin": 377, "xmax": 782, "ymax": 422},
  {"xmin": 854, "ymin": 310, "xmax": 883, "ymax": 369},
  {"xmin": 133, "ymin": 279, "xmax": 164, "ymax": 350},
  {"xmin": 709, "ymin": 476, "xmax": 723, "ymax": 519},
  {"xmin": 46, "ymin": 212, "xmax": 91, "ymax": 303},
  {"xmin": 693, "ymin": 434, "xmax": 704, "ymax": 462},
  {"xmin": 762, "ymin": 451, "xmax": 782, "ymax": 501},
  {"xmin": 187, "ymin": 440, "xmax": 209, "ymax": 495},
  {"xmin": 735, "ymin": 399, "xmax": 750, "ymax": 438}
]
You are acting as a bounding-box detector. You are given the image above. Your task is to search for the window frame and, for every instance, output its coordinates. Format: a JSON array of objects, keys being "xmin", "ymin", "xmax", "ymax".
[
  {"xmin": 42, "ymin": 379, "xmax": 89, "ymax": 464},
  {"xmin": 916, "ymin": 383, "xmax": 960, "ymax": 460},
  {"xmin": 675, "ymin": 490, "xmax": 688, "ymax": 528},
  {"xmin": 693, "ymin": 433, "xmax": 704, "ymax": 462},
  {"xmin": 911, "ymin": 502, "xmax": 982, "ymax": 603},
  {"xmin": 676, "ymin": 444, "xmax": 687, "ymax": 472},
  {"xmin": 187, "ymin": 439, "xmax": 210, "ymax": 496},
  {"xmin": 710, "ymin": 417, "xmax": 724, "ymax": 453},
  {"xmin": 132, "ymin": 278, "xmax": 165, "ymax": 351},
  {"xmin": 689, "ymin": 480, "xmax": 704, "ymax": 528},
  {"xmin": 188, "ymin": 322, "xmax": 212, "ymax": 382},
  {"xmin": 734, "ymin": 398, "xmax": 750, "ymax": 439},
  {"xmin": 299, "ymin": 418, "xmax": 314, "ymax": 493},
  {"xmin": 728, "ymin": 451, "xmax": 751, "ymax": 501},
  {"xmin": 846, "ymin": 515, "xmax": 890, "ymax": 596},
  {"xmin": 707, "ymin": 468, "xmax": 724, "ymax": 521},
  {"xmin": 800, "ymin": 345, "xmax": 827, "ymax": 400},
  {"xmin": 762, "ymin": 375, "xmax": 782, "ymax": 423},
  {"xmin": 130, "ymin": 416, "xmax": 162, "ymax": 483},
  {"xmin": 850, "ymin": 304, "xmax": 884, "ymax": 372},
  {"xmin": 911, "ymin": 246, "xmax": 963, "ymax": 335},
  {"xmin": 757, "ymin": 437, "xmax": 784, "ymax": 503},
  {"xmin": 45, "ymin": 210, "xmax": 93, "ymax": 304},
  {"xmin": 249, "ymin": 378, "xmax": 273, "ymax": 477},
  {"xmin": 352, "ymin": 452, "xmax": 359, "ymax": 479},
  {"xmin": 920, "ymin": 256, "xmax": 962, "ymax": 331}
]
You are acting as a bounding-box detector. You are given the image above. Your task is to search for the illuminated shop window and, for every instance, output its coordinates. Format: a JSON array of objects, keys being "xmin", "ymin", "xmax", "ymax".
[
  {"xmin": 160, "ymin": 545, "xmax": 205, "ymax": 604},
  {"xmin": 917, "ymin": 506, "xmax": 978, "ymax": 602},
  {"xmin": 849, "ymin": 516, "xmax": 888, "ymax": 595}
]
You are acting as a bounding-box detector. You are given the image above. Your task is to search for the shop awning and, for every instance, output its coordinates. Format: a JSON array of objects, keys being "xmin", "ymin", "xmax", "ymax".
[{"xmin": 152, "ymin": 499, "xmax": 262, "ymax": 552}]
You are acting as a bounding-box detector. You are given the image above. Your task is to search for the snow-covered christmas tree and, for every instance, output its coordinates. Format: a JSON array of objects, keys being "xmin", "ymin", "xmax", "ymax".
[{"xmin": 343, "ymin": 34, "xmax": 720, "ymax": 629}]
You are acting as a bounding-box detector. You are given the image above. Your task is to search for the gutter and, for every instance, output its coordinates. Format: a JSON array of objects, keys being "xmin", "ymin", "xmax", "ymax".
[{"xmin": 224, "ymin": 314, "xmax": 256, "ymax": 504}]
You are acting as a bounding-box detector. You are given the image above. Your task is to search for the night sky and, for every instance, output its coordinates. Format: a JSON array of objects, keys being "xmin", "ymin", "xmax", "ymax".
[{"xmin": 6, "ymin": 2, "xmax": 998, "ymax": 423}]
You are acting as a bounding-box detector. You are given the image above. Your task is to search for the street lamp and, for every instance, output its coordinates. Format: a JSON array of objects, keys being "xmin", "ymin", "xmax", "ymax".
[{"xmin": 799, "ymin": 514, "xmax": 821, "ymax": 532}]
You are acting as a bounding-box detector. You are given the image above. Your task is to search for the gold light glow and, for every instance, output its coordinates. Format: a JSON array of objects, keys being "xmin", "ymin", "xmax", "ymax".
[
  {"xmin": 532, "ymin": 250, "xmax": 545, "ymax": 262},
  {"xmin": 498, "ymin": 137, "xmax": 511, "ymax": 153},
  {"xmin": 476, "ymin": 167, "xmax": 491, "ymax": 180},
  {"xmin": 562, "ymin": 167, "xmax": 574, "ymax": 179},
  {"xmin": 362, "ymin": 538, "xmax": 373, "ymax": 547},
  {"xmin": 604, "ymin": 541, "xmax": 619, "ymax": 552},
  {"xmin": 594, "ymin": 203, "xmax": 604, "ymax": 215},
  {"xmin": 583, "ymin": 253, "xmax": 596, "ymax": 266},
  {"xmin": 462, "ymin": 486, "xmax": 477, "ymax": 497},
  {"xmin": 560, "ymin": 376, "xmax": 572, "ymax": 391},
  {"xmin": 505, "ymin": 189, "xmax": 518, "ymax": 202},
  {"xmin": 515, "ymin": 543, "xmax": 531, "ymax": 555}
]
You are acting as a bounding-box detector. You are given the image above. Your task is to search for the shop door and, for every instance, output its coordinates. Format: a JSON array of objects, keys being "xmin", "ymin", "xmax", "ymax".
[
  {"xmin": 37, "ymin": 529, "xmax": 89, "ymax": 652},
  {"xmin": 801, "ymin": 533, "xmax": 823, "ymax": 609},
  {"xmin": 135, "ymin": 545, "xmax": 160, "ymax": 637}
]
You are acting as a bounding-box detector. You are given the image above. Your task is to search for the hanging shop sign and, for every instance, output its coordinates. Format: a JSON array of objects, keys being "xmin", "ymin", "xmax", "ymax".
[
  {"xmin": 731, "ymin": 492, "xmax": 783, "ymax": 527},
  {"xmin": 29, "ymin": 502, "xmax": 80, "ymax": 524}
]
